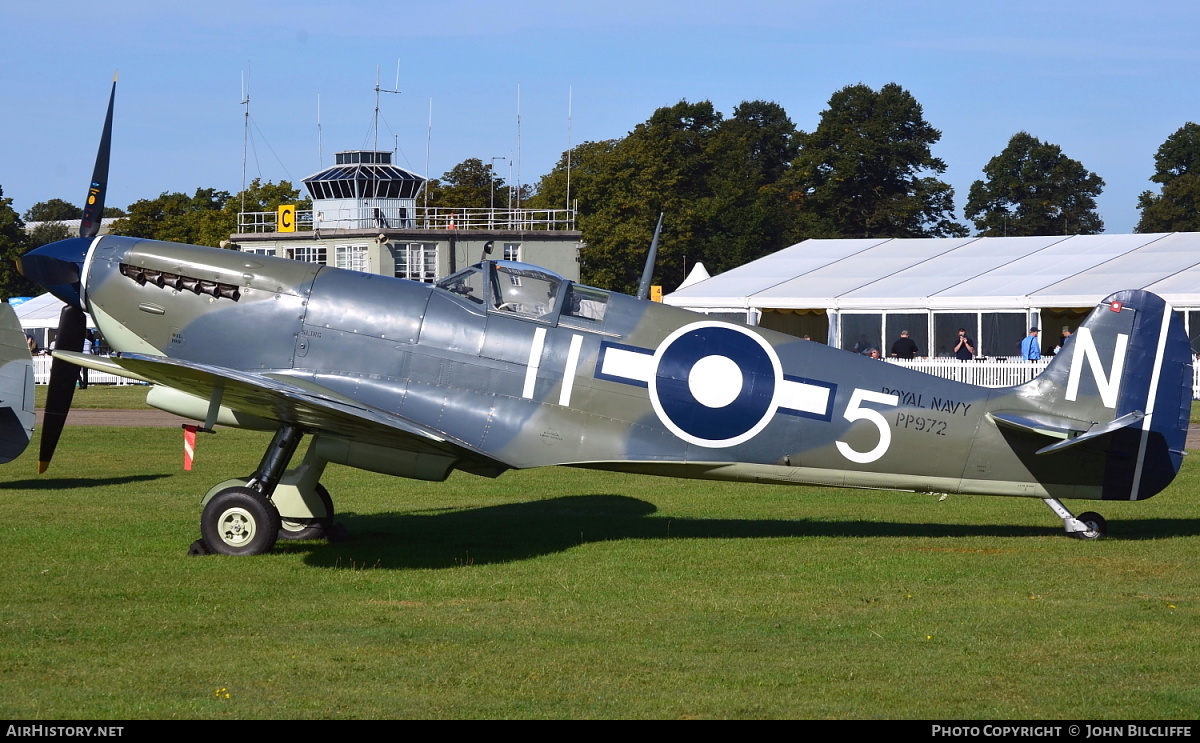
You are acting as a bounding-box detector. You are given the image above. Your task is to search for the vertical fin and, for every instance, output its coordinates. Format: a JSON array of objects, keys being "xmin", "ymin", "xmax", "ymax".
[{"xmin": 1022, "ymin": 290, "xmax": 1191, "ymax": 500}]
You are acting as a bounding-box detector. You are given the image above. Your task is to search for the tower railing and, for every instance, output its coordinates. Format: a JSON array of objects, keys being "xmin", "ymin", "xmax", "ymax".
[{"xmin": 237, "ymin": 206, "xmax": 575, "ymax": 233}]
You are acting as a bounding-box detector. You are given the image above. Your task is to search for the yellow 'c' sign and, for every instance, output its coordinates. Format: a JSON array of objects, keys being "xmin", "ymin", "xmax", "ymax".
[{"xmin": 277, "ymin": 205, "xmax": 296, "ymax": 233}]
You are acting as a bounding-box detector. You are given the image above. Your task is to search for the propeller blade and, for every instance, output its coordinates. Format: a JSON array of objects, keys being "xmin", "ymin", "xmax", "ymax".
[
  {"xmin": 79, "ymin": 72, "xmax": 117, "ymax": 240},
  {"xmin": 38, "ymin": 306, "xmax": 87, "ymax": 473}
]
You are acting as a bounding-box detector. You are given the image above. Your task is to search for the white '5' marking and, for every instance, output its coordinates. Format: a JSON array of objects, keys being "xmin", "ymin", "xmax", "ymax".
[{"xmin": 836, "ymin": 389, "xmax": 899, "ymax": 464}]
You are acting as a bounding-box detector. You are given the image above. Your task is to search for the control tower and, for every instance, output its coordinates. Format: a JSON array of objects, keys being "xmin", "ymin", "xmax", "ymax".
[
  {"xmin": 304, "ymin": 150, "xmax": 425, "ymax": 230},
  {"xmin": 230, "ymin": 150, "xmax": 579, "ymax": 283}
]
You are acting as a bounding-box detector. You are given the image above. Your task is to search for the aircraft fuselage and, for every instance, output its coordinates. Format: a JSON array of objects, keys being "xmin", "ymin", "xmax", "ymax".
[{"xmin": 81, "ymin": 235, "xmax": 1189, "ymax": 503}]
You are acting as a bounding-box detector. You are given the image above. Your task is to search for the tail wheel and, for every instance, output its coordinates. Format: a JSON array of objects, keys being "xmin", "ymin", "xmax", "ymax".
[
  {"xmin": 277, "ymin": 484, "xmax": 334, "ymax": 541},
  {"xmin": 1071, "ymin": 511, "xmax": 1108, "ymax": 540},
  {"xmin": 201, "ymin": 487, "xmax": 281, "ymax": 556}
]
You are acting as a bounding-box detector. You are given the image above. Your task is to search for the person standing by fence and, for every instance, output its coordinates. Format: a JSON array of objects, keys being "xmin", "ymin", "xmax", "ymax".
[
  {"xmin": 1020, "ymin": 327, "xmax": 1041, "ymax": 361},
  {"xmin": 954, "ymin": 329, "xmax": 975, "ymax": 360},
  {"xmin": 1054, "ymin": 326, "xmax": 1072, "ymax": 355},
  {"xmin": 890, "ymin": 330, "xmax": 919, "ymax": 359}
]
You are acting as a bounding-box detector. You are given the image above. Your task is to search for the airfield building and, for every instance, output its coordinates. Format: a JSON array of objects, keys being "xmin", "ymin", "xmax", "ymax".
[
  {"xmin": 229, "ymin": 150, "xmax": 581, "ymax": 283},
  {"xmin": 23, "ymin": 218, "xmax": 118, "ymax": 237}
]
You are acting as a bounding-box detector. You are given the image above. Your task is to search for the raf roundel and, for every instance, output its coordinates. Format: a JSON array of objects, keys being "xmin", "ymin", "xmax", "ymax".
[{"xmin": 649, "ymin": 322, "xmax": 782, "ymax": 448}]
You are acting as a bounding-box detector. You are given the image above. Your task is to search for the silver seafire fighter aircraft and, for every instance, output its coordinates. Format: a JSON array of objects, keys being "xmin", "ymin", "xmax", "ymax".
[{"xmin": 18, "ymin": 81, "xmax": 1193, "ymax": 555}]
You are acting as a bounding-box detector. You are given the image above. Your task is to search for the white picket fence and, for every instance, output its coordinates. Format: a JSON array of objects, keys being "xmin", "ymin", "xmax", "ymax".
[
  {"xmin": 31, "ymin": 355, "xmax": 137, "ymax": 386},
  {"xmin": 31, "ymin": 354, "xmax": 1200, "ymax": 400},
  {"xmin": 885, "ymin": 358, "xmax": 1050, "ymax": 387},
  {"xmin": 890, "ymin": 357, "xmax": 1200, "ymax": 400}
]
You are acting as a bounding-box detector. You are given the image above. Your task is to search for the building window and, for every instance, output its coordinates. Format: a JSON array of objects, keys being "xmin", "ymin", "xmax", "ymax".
[
  {"xmin": 239, "ymin": 246, "xmax": 276, "ymax": 257},
  {"xmin": 335, "ymin": 244, "xmax": 368, "ymax": 273},
  {"xmin": 287, "ymin": 246, "xmax": 327, "ymax": 264},
  {"xmin": 395, "ymin": 243, "xmax": 437, "ymax": 283},
  {"xmin": 503, "ymin": 243, "xmax": 521, "ymax": 262}
]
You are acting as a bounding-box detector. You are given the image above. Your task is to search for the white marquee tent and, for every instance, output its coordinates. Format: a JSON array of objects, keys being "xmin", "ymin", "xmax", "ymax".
[
  {"xmin": 664, "ymin": 233, "xmax": 1200, "ymax": 359},
  {"xmin": 10, "ymin": 293, "xmax": 98, "ymax": 351}
]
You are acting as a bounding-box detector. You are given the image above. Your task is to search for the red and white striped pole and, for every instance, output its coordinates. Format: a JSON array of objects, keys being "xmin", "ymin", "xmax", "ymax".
[{"xmin": 182, "ymin": 424, "xmax": 198, "ymax": 470}]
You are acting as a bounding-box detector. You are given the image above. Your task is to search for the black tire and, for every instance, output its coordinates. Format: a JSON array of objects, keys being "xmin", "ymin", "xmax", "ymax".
[
  {"xmin": 1071, "ymin": 511, "xmax": 1107, "ymax": 540},
  {"xmin": 277, "ymin": 484, "xmax": 334, "ymax": 541},
  {"xmin": 201, "ymin": 487, "xmax": 281, "ymax": 556}
]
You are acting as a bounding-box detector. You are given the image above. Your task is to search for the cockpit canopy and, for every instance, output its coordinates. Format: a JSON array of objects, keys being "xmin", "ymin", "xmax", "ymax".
[
  {"xmin": 436, "ymin": 261, "xmax": 560, "ymax": 318},
  {"xmin": 436, "ymin": 261, "xmax": 611, "ymax": 326}
]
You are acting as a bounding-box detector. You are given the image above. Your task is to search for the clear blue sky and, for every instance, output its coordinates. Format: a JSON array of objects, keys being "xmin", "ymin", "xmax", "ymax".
[{"xmin": 3, "ymin": 0, "xmax": 1197, "ymax": 234}]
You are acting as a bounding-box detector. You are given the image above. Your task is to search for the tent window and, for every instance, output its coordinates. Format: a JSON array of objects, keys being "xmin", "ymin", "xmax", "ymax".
[
  {"xmin": 933, "ymin": 313, "xmax": 976, "ymax": 358},
  {"xmin": 841, "ymin": 313, "xmax": 882, "ymax": 355},
  {"xmin": 758, "ymin": 309, "xmax": 827, "ymax": 342},
  {"xmin": 884, "ymin": 313, "xmax": 928, "ymax": 359},
  {"xmin": 1188, "ymin": 311, "xmax": 1200, "ymax": 355},
  {"xmin": 980, "ymin": 313, "xmax": 1028, "ymax": 358}
]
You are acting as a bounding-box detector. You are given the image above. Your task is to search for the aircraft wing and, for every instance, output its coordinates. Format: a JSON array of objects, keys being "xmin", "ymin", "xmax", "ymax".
[{"xmin": 53, "ymin": 350, "xmax": 515, "ymax": 472}]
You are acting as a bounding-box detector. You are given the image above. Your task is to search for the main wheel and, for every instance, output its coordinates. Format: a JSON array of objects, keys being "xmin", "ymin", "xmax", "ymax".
[
  {"xmin": 278, "ymin": 484, "xmax": 334, "ymax": 541},
  {"xmin": 201, "ymin": 487, "xmax": 282, "ymax": 556},
  {"xmin": 1071, "ymin": 511, "xmax": 1107, "ymax": 540}
]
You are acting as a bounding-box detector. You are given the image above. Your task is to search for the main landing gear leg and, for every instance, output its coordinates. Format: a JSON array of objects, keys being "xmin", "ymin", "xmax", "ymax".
[
  {"xmin": 196, "ymin": 426, "xmax": 304, "ymax": 556},
  {"xmin": 273, "ymin": 444, "xmax": 335, "ymax": 542},
  {"xmin": 1043, "ymin": 498, "xmax": 1107, "ymax": 540}
]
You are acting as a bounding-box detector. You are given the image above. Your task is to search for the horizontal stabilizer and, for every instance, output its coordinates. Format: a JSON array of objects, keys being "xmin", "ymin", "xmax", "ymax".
[
  {"xmin": 1034, "ymin": 411, "xmax": 1145, "ymax": 455},
  {"xmin": 988, "ymin": 410, "xmax": 1145, "ymax": 456},
  {"xmin": 988, "ymin": 411, "xmax": 1091, "ymax": 440}
]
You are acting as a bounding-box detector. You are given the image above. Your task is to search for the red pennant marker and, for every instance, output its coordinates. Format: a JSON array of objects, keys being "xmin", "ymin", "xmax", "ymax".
[{"xmin": 183, "ymin": 424, "xmax": 198, "ymax": 470}]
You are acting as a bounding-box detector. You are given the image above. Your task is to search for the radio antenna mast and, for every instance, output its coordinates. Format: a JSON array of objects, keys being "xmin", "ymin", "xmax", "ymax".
[
  {"xmin": 240, "ymin": 64, "xmax": 250, "ymax": 217},
  {"xmin": 373, "ymin": 60, "xmax": 401, "ymax": 154},
  {"xmin": 424, "ymin": 99, "xmax": 432, "ymax": 210},
  {"xmin": 566, "ymin": 86, "xmax": 573, "ymax": 213},
  {"xmin": 370, "ymin": 60, "xmax": 401, "ymax": 224}
]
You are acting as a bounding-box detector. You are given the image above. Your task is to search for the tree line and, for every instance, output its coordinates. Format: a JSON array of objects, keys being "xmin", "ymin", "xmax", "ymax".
[
  {"xmin": 3, "ymin": 82, "xmax": 1198, "ymax": 297},
  {"xmin": 524, "ymin": 84, "xmax": 1197, "ymax": 291}
]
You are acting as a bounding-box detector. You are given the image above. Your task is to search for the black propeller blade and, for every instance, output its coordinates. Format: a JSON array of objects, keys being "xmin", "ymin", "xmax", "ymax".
[
  {"xmin": 38, "ymin": 306, "xmax": 86, "ymax": 473},
  {"xmin": 28, "ymin": 73, "xmax": 116, "ymax": 472},
  {"xmin": 79, "ymin": 73, "xmax": 116, "ymax": 240}
]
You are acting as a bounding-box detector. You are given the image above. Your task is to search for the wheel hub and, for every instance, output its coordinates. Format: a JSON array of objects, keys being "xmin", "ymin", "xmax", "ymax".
[{"xmin": 218, "ymin": 507, "xmax": 256, "ymax": 546}]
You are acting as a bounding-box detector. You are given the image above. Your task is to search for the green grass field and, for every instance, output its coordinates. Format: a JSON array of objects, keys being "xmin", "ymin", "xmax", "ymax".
[{"xmin": 1, "ymin": 419, "xmax": 1198, "ymax": 719}]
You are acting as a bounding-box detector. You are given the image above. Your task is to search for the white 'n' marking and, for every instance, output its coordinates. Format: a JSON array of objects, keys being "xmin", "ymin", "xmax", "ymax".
[
  {"xmin": 1065, "ymin": 326, "xmax": 1129, "ymax": 409},
  {"xmin": 522, "ymin": 327, "xmax": 547, "ymax": 399}
]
